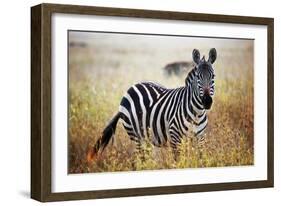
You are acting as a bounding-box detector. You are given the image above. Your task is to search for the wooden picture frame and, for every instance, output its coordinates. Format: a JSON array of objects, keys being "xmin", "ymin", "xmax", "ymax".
[{"xmin": 31, "ymin": 3, "xmax": 274, "ymax": 202}]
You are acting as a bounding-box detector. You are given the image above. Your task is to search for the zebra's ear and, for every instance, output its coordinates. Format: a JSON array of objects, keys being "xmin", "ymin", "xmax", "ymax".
[
  {"xmin": 192, "ymin": 49, "xmax": 200, "ymax": 65},
  {"xmin": 208, "ymin": 48, "xmax": 217, "ymax": 64}
]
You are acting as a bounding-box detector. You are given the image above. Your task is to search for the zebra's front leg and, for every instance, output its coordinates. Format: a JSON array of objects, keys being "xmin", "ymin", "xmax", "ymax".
[
  {"xmin": 194, "ymin": 132, "xmax": 206, "ymax": 166},
  {"xmin": 169, "ymin": 130, "xmax": 182, "ymax": 162}
]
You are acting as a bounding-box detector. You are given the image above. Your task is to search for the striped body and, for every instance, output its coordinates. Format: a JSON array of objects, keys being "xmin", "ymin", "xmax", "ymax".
[{"xmin": 119, "ymin": 69, "xmax": 207, "ymax": 148}]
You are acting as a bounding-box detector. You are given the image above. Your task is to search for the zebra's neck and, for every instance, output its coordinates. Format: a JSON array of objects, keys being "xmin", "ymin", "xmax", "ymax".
[{"xmin": 184, "ymin": 68, "xmax": 205, "ymax": 118}]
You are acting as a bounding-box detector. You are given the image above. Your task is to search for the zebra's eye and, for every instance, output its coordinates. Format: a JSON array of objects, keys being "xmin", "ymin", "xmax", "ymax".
[{"xmin": 212, "ymin": 74, "xmax": 215, "ymax": 78}]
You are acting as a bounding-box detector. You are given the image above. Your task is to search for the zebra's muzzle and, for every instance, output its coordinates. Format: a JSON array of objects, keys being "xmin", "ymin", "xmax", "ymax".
[{"xmin": 202, "ymin": 93, "xmax": 213, "ymax": 110}]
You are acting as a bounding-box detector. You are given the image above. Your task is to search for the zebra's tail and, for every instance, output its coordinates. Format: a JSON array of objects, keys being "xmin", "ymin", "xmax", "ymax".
[{"xmin": 87, "ymin": 112, "xmax": 121, "ymax": 162}]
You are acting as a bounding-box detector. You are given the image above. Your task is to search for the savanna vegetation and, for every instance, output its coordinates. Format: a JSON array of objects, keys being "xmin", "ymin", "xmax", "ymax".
[{"xmin": 68, "ymin": 32, "xmax": 254, "ymax": 173}]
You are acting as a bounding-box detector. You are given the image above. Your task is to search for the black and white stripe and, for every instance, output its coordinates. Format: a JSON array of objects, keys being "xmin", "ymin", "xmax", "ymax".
[{"xmin": 90, "ymin": 48, "xmax": 217, "ymax": 158}]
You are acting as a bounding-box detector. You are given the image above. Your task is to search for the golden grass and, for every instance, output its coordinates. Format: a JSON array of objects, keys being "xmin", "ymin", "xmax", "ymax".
[{"xmin": 68, "ymin": 35, "xmax": 254, "ymax": 173}]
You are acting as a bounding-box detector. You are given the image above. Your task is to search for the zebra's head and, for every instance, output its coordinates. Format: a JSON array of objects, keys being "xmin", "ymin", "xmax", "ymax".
[{"xmin": 192, "ymin": 48, "xmax": 217, "ymax": 110}]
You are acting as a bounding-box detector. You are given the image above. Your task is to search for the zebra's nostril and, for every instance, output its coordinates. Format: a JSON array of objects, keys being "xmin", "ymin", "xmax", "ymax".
[{"xmin": 202, "ymin": 94, "xmax": 213, "ymax": 109}]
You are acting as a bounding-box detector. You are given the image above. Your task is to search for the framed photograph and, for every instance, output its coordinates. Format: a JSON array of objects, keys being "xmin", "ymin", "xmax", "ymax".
[{"xmin": 31, "ymin": 3, "xmax": 274, "ymax": 202}]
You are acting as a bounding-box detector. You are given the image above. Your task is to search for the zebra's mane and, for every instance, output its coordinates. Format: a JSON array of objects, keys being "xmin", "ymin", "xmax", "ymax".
[
  {"xmin": 184, "ymin": 66, "xmax": 197, "ymax": 86},
  {"xmin": 141, "ymin": 81, "xmax": 167, "ymax": 90}
]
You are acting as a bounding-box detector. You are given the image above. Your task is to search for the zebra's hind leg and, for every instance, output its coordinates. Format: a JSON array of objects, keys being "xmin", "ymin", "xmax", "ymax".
[
  {"xmin": 194, "ymin": 134, "xmax": 206, "ymax": 167},
  {"xmin": 129, "ymin": 139, "xmax": 146, "ymax": 171},
  {"xmin": 135, "ymin": 140, "xmax": 145, "ymax": 160},
  {"xmin": 121, "ymin": 122, "xmax": 141, "ymax": 170}
]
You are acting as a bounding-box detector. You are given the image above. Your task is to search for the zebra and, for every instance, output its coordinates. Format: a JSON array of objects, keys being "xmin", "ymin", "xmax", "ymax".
[
  {"xmin": 163, "ymin": 61, "xmax": 194, "ymax": 76},
  {"xmin": 87, "ymin": 48, "xmax": 217, "ymax": 161}
]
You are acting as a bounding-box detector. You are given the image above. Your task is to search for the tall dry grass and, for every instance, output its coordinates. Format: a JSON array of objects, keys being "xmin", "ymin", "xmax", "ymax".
[{"xmin": 68, "ymin": 33, "xmax": 254, "ymax": 173}]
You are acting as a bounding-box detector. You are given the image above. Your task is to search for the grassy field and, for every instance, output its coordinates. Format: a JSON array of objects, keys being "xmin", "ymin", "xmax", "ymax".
[{"xmin": 68, "ymin": 32, "xmax": 254, "ymax": 173}]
